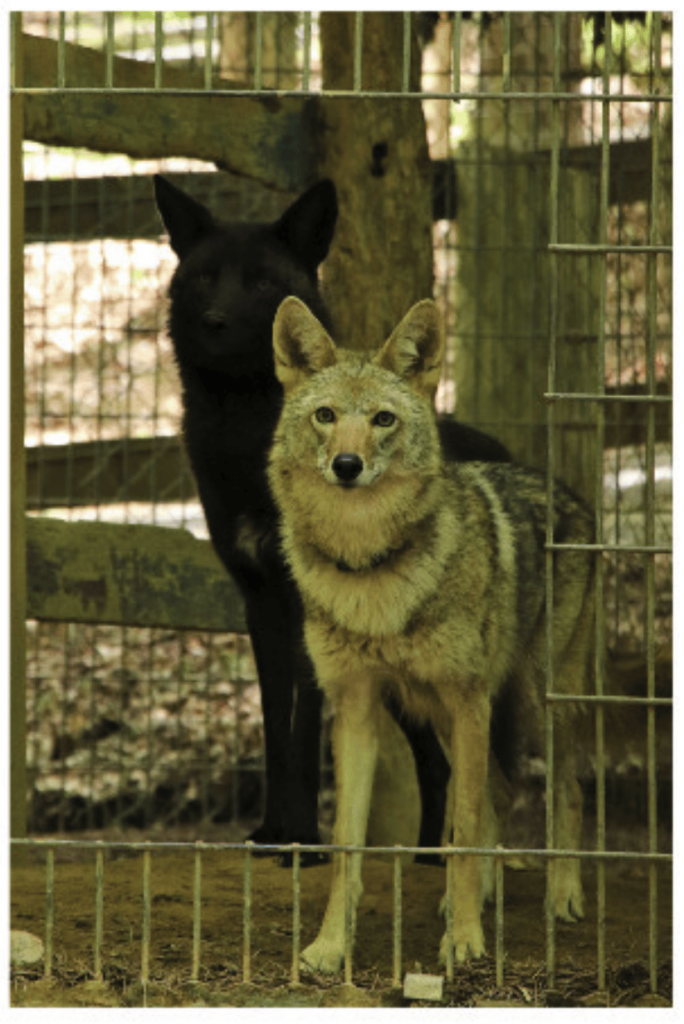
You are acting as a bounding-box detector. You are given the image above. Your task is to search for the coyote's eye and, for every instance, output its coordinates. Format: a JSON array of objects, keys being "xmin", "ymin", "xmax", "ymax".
[
  {"xmin": 315, "ymin": 407, "xmax": 336, "ymax": 424},
  {"xmin": 373, "ymin": 410, "xmax": 396, "ymax": 427}
]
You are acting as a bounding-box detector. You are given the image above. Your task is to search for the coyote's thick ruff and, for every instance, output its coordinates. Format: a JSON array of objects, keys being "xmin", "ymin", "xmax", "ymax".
[{"xmin": 268, "ymin": 296, "xmax": 595, "ymax": 973}]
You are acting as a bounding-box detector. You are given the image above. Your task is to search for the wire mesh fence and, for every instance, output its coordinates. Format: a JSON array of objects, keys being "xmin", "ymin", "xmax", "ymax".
[{"xmin": 11, "ymin": 10, "xmax": 672, "ymax": 1007}]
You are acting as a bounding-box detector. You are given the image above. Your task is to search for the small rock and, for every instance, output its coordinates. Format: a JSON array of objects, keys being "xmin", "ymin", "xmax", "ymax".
[
  {"xmin": 10, "ymin": 931, "xmax": 44, "ymax": 967},
  {"xmin": 403, "ymin": 973, "xmax": 444, "ymax": 1002}
]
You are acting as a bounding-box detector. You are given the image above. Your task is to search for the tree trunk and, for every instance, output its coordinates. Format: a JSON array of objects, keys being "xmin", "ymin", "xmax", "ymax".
[
  {"xmin": 219, "ymin": 12, "xmax": 298, "ymax": 88},
  {"xmin": 317, "ymin": 13, "xmax": 433, "ymax": 351},
  {"xmin": 453, "ymin": 13, "xmax": 598, "ymax": 502}
]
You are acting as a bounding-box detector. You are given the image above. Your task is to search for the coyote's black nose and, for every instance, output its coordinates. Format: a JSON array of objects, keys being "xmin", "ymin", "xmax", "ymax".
[{"xmin": 332, "ymin": 453, "xmax": 364, "ymax": 483}]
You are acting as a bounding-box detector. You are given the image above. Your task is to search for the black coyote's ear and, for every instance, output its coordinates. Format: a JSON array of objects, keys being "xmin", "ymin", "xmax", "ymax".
[
  {"xmin": 274, "ymin": 179, "xmax": 338, "ymax": 274},
  {"xmin": 154, "ymin": 175, "xmax": 216, "ymax": 259}
]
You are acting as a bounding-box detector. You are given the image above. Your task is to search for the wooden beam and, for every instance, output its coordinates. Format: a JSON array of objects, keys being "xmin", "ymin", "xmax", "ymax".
[
  {"xmin": 24, "ymin": 171, "xmax": 296, "ymax": 243},
  {"xmin": 21, "ymin": 33, "xmax": 318, "ymax": 191},
  {"xmin": 24, "ymin": 135, "xmax": 656, "ymax": 244},
  {"xmin": 26, "ymin": 515, "xmax": 247, "ymax": 633},
  {"xmin": 26, "ymin": 435, "xmax": 195, "ymax": 510},
  {"xmin": 432, "ymin": 139, "xmax": 654, "ymax": 220},
  {"xmin": 25, "ymin": 383, "xmax": 671, "ymax": 511}
]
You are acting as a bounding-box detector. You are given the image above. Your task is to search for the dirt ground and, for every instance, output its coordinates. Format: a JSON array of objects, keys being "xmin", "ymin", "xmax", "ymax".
[{"xmin": 10, "ymin": 843, "xmax": 672, "ymax": 1008}]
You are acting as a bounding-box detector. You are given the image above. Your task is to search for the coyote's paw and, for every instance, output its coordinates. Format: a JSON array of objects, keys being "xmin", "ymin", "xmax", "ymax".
[
  {"xmin": 300, "ymin": 937, "xmax": 345, "ymax": 975},
  {"xmin": 439, "ymin": 921, "xmax": 486, "ymax": 965},
  {"xmin": 548, "ymin": 861, "xmax": 584, "ymax": 922}
]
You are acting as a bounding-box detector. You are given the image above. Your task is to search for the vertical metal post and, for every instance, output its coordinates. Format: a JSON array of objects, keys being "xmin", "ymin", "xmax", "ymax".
[
  {"xmin": 154, "ymin": 13, "xmax": 163, "ymax": 90},
  {"xmin": 141, "ymin": 846, "xmax": 152, "ymax": 993},
  {"xmin": 44, "ymin": 848, "xmax": 55, "ymax": 979},
  {"xmin": 204, "ymin": 12, "xmax": 213, "ymax": 90},
  {"xmin": 343, "ymin": 850, "xmax": 353, "ymax": 986},
  {"xmin": 104, "ymin": 12, "xmax": 115, "ymax": 88},
  {"xmin": 451, "ymin": 13, "xmax": 461, "ymax": 96},
  {"xmin": 254, "ymin": 12, "xmax": 263, "ymax": 90},
  {"xmin": 501, "ymin": 12, "xmax": 512, "ymax": 92},
  {"xmin": 392, "ymin": 849, "xmax": 402, "ymax": 988},
  {"xmin": 94, "ymin": 844, "xmax": 104, "ymax": 980},
  {"xmin": 444, "ymin": 852, "xmax": 454, "ymax": 983},
  {"xmin": 401, "ymin": 12, "xmax": 411, "ymax": 93},
  {"xmin": 495, "ymin": 847, "xmax": 505, "ymax": 988},
  {"xmin": 646, "ymin": 11, "xmax": 663, "ymax": 995},
  {"xmin": 291, "ymin": 845, "xmax": 301, "ymax": 984},
  {"xmin": 57, "ymin": 13, "xmax": 66, "ymax": 87},
  {"xmin": 594, "ymin": 11, "xmax": 612, "ymax": 994},
  {"xmin": 192, "ymin": 842, "xmax": 203, "ymax": 983},
  {"xmin": 302, "ymin": 13, "xmax": 312, "ymax": 92},
  {"xmin": 544, "ymin": 12, "xmax": 562, "ymax": 989},
  {"xmin": 243, "ymin": 841, "xmax": 253, "ymax": 983},
  {"xmin": 9, "ymin": 11, "xmax": 27, "ymax": 864},
  {"xmin": 353, "ymin": 13, "xmax": 363, "ymax": 91}
]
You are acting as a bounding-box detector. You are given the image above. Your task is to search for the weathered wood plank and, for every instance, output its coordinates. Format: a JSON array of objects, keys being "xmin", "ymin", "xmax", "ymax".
[
  {"xmin": 26, "ymin": 435, "xmax": 195, "ymax": 510},
  {"xmin": 25, "ymin": 384, "xmax": 671, "ymax": 510},
  {"xmin": 21, "ymin": 33, "xmax": 317, "ymax": 191},
  {"xmin": 24, "ymin": 137, "xmax": 654, "ymax": 243},
  {"xmin": 26, "ymin": 515, "xmax": 247, "ymax": 633},
  {"xmin": 24, "ymin": 171, "xmax": 296, "ymax": 242}
]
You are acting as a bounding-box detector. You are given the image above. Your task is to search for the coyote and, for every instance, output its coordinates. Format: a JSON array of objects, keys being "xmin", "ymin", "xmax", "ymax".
[{"xmin": 268, "ymin": 296, "xmax": 595, "ymax": 971}]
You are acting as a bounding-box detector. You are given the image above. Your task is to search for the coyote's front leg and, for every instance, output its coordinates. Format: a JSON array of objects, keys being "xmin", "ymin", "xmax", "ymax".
[
  {"xmin": 440, "ymin": 686, "xmax": 490, "ymax": 964},
  {"xmin": 301, "ymin": 678, "xmax": 379, "ymax": 975}
]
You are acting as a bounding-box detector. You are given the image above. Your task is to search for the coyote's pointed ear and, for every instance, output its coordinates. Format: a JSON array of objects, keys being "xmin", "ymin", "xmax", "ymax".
[
  {"xmin": 273, "ymin": 297, "xmax": 338, "ymax": 393},
  {"xmin": 375, "ymin": 300, "xmax": 445, "ymax": 399}
]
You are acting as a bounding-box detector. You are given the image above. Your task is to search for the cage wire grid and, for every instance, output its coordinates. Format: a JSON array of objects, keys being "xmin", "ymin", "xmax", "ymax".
[{"xmin": 11, "ymin": 11, "xmax": 672, "ymax": 1002}]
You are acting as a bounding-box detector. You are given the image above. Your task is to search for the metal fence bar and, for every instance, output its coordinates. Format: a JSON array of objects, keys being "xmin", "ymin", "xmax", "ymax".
[
  {"xmin": 402, "ymin": 12, "xmax": 411, "ymax": 93},
  {"xmin": 94, "ymin": 844, "xmax": 104, "ymax": 980},
  {"xmin": 444, "ymin": 854, "xmax": 454, "ymax": 982},
  {"xmin": 353, "ymin": 13, "xmax": 363, "ymax": 92},
  {"xmin": 646, "ymin": 12, "xmax": 664, "ymax": 994},
  {"xmin": 141, "ymin": 846, "xmax": 151, "ymax": 991},
  {"xmin": 546, "ymin": 693, "xmax": 671, "ymax": 708},
  {"xmin": 104, "ymin": 13, "xmax": 115, "ymax": 89},
  {"xmin": 11, "ymin": 837, "xmax": 671, "ymax": 863},
  {"xmin": 192, "ymin": 842, "xmax": 203, "ymax": 983},
  {"xmin": 546, "ymin": 543, "xmax": 671, "ymax": 556},
  {"xmin": 392, "ymin": 849, "xmax": 402, "ymax": 988},
  {"xmin": 15, "ymin": 86, "xmax": 672, "ymax": 103},
  {"xmin": 57, "ymin": 14, "xmax": 66, "ymax": 89},
  {"xmin": 204, "ymin": 12, "xmax": 213, "ymax": 90},
  {"xmin": 153, "ymin": 13, "xmax": 163, "ymax": 90},
  {"xmin": 451, "ymin": 12, "xmax": 461, "ymax": 95},
  {"xmin": 243, "ymin": 841, "xmax": 253, "ymax": 983},
  {"xmin": 549, "ymin": 243, "xmax": 671, "ymax": 255},
  {"xmin": 343, "ymin": 850, "xmax": 353, "ymax": 985},
  {"xmin": 254, "ymin": 12, "xmax": 263, "ymax": 91},
  {"xmin": 502, "ymin": 12, "xmax": 512, "ymax": 93},
  {"xmin": 44, "ymin": 846, "xmax": 54, "ymax": 978},
  {"xmin": 301, "ymin": 13, "xmax": 312, "ymax": 92},
  {"xmin": 495, "ymin": 847, "xmax": 505, "ymax": 988},
  {"xmin": 291, "ymin": 845, "xmax": 301, "ymax": 985},
  {"xmin": 545, "ymin": 392, "xmax": 671, "ymax": 402},
  {"xmin": 594, "ymin": 13, "xmax": 612, "ymax": 989},
  {"xmin": 544, "ymin": 11, "xmax": 562, "ymax": 988}
]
